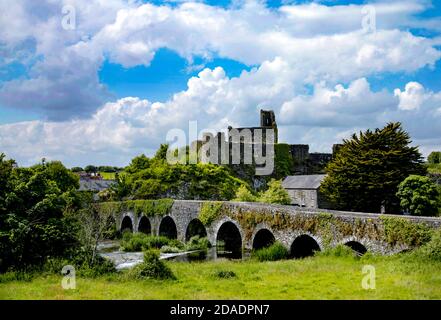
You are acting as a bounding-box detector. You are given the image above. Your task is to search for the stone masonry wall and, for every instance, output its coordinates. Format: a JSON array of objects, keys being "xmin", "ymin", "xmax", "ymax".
[{"xmin": 116, "ymin": 200, "xmax": 441, "ymax": 255}]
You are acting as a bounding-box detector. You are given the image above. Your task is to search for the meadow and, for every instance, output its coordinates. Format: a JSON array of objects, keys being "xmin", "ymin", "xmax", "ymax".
[
  {"xmin": 1, "ymin": 253, "xmax": 441, "ymax": 300},
  {"xmin": 99, "ymin": 172, "xmax": 117, "ymax": 180}
]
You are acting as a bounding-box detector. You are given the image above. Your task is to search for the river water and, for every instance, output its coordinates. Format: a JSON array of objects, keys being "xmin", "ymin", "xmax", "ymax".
[{"xmin": 97, "ymin": 240, "xmax": 249, "ymax": 270}]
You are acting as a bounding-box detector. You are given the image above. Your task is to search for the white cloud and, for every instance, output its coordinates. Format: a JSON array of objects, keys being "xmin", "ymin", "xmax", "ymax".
[
  {"xmin": 280, "ymin": 78, "xmax": 395, "ymax": 127},
  {"xmin": 1, "ymin": 0, "xmax": 441, "ymax": 165},
  {"xmin": 1, "ymin": 0, "xmax": 441, "ymax": 120},
  {"xmin": 1, "ymin": 61, "xmax": 441, "ymax": 166},
  {"xmin": 394, "ymin": 81, "xmax": 426, "ymax": 111}
]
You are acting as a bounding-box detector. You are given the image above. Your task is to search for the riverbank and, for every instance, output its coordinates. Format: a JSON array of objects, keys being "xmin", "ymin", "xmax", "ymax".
[{"xmin": 1, "ymin": 253, "xmax": 441, "ymax": 299}]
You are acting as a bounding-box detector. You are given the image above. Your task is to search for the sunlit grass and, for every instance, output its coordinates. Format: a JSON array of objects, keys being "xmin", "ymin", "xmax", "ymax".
[
  {"xmin": 99, "ymin": 172, "xmax": 116, "ymax": 180},
  {"xmin": 1, "ymin": 254, "xmax": 441, "ymax": 300}
]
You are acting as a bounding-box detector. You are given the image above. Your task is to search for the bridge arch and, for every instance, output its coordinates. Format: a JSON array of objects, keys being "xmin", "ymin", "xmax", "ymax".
[
  {"xmin": 290, "ymin": 233, "xmax": 321, "ymax": 258},
  {"xmin": 185, "ymin": 218, "xmax": 207, "ymax": 241},
  {"xmin": 120, "ymin": 215, "xmax": 133, "ymax": 233},
  {"xmin": 215, "ymin": 219, "xmax": 243, "ymax": 256},
  {"xmin": 344, "ymin": 241, "xmax": 367, "ymax": 255},
  {"xmin": 159, "ymin": 216, "xmax": 178, "ymax": 239},
  {"xmin": 252, "ymin": 227, "xmax": 276, "ymax": 250},
  {"xmin": 339, "ymin": 237, "xmax": 369, "ymax": 255},
  {"xmin": 138, "ymin": 216, "xmax": 151, "ymax": 235}
]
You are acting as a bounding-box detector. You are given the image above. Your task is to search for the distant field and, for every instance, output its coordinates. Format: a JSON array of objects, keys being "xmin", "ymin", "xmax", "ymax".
[
  {"xmin": 1, "ymin": 254, "xmax": 441, "ymax": 300},
  {"xmin": 99, "ymin": 172, "xmax": 116, "ymax": 180}
]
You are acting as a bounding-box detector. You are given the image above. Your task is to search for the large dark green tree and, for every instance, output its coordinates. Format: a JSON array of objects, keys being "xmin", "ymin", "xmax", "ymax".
[
  {"xmin": 0, "ymin": 155, "xmax": 80, "ymax": 271},
  {"xmin": 320, "ymin": 123, "xmax": 425, "ymax": 213}
]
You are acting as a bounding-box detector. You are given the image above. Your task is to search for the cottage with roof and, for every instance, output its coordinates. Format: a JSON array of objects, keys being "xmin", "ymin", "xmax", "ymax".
[{"xmin": 282, "ymin": 174, "xmax": 328, "ymax": 209}]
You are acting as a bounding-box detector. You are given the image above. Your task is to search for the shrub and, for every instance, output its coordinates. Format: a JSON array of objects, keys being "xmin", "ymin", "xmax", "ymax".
[
  {"xmin": 258, "ymin": 179, "xmax": 291, "ymax": 205},
  {"xmin": 214, "ymin": 270, "xmax": 237, "ymax": 279},
  {"xmin": 128, "ymin": 249, "xmax": 176, "ymax": 280},
  {"xmin": 120, "ymin": 233, "xmax": 180, "ymax": 252},
  {"xmin": 397, "ymin": 175, "xmax": 439, "ymax": 216},
  {"xmin": 199, "ymin": 202, "xmax": 223, "ymax": 226},
  {"xmin": 120, "ymin": 232, "xmax": 148, "ymax": 252},
  {"xmin": 253, "ymin": 242, "xmax": 289, "ymax": 261},
  {"xmin": 234, "ymin": 185, "xmax": 257, "ymax": 202},
  {"xmin": 415, "ymin": 229, "xmax": 441, "ymax": 261},
  {"xmin": 0, "ymin": 271, "xmax": 34, "ymax": 283},
  {"xmin": 76, "ymin": 256, "xmax": 116, "ymax": 277},
  {"xmin": 381, "ymin": 216, "xmax": 432, "ymax": 247},
  {"xmin": 42, "ymin": 253, "xmax": 116, "ymax": 278},
  {"xmin": 315, "ymin": 244, "xmax": 356, "ymax": 258},
  {"xmin": 185, "ymin": 236, "xmax": 211, "ymax": 251},
  {"xmin": 160, "ymin": 245, "xmax": 182, "ymax": 253}
]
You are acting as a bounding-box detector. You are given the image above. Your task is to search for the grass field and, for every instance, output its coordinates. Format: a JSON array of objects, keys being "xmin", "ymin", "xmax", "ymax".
[
  {"xmin": 99, "ymin": 172, "xmax": 116, "ymax": 180},
  {"xmin": 1, "ymin": 254, "xmax": 441, "ymax": 300}
]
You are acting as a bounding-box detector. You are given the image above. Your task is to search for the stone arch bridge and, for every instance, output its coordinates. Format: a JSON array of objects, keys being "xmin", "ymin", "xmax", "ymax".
[{"xmin": 114, "ymin": 200, "xmax": 441, "ymax": 257}]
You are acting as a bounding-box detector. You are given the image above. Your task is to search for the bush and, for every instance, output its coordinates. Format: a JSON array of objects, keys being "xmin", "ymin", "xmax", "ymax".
[
  {"xmin": 0, "ymin": 271, "xmax": 34, "ymax": 283},
  {"xmin": 315, "ymin": 244, "xmax": 356, "ymax": 258},
  {"xmin": 414, "ymin": 229, "xmax": 441, "ymax": 261},
  {"xmin": 253, "ymin": 242, "xmax": 289, "ymax": 261},
  {"xmin": 128, "ymin": 249, "xmax": 176, "ymax": 280},
  {"xmin": 76, "ymin": 256, "xmax": 116, "ymax": 277},
  {"xmin": 42, "ymin": 254, "xmax": 116, "ymax": 278},
  {"xmin": 160, "ymin": 245, "xmax": 182, "ymax": 253},
  {"xmin": 234, "ymin": 185, "xmax": 256, "ymax": 202},
  {"xmin": 397, "ymin": 175, "xmax": 439, "ymax": 216},
  {"xmin": 199, "ymin": 202, "xmax": 223, "ymax": 226},
  {"xmin": 185, "ymin": 236, "xmax": 211, "ymax": 251},
  {"xmin": 258, "ymin": 179, "xmax": 291, "ymax": 205},
  {"xmin": 214, "ymin": 270, "xmax": 236, "ymax": 279},
  {"xmin": 120, "ymin": 233, "xmax": 180, "ymax": 252}
]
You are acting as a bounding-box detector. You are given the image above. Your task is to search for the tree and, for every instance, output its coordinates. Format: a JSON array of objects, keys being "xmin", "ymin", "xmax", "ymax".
[
  {"xmin": 397, "ymin": 175, "xmax": 439, "ymax": 216},
  {"xmin": 428, "ymin": 151, "xmax": 441, "ymax": 164},
  {"xmin": 259, "ymin": 179, "xmax": 291, "ymax": 205},
  {"xmin": 234, "ymin": 185, "xmax": 257, "ymax": 202},
  {"xmin": 0, "ymin": 155, "xmax": 80, "ymax": 271},
  {"xmin": 84, "ymin": 165, "xmax": 97, "ymax": 173},
  {"xmin": 73, "ymin": 205, "xmax": 115, "ymax": 266},
  {"xmin": 320, "ymin": 123, "xmax": 425, "ymax": 213},
  {"xmin": 154, "ymin": 144, "xmax": 169, "ymax": 161}
]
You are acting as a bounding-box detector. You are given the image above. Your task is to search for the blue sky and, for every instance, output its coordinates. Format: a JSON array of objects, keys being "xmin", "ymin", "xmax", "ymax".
[{"xmin": 1, "ymin": 0, "xmax": 441, "ymax": 166}]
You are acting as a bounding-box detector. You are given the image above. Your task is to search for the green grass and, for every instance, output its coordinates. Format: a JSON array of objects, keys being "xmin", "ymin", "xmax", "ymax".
[
  {"xmin": 1, "ymin": 254, "xmax": 441, "ymax": 300},
  {"xmin": 99, "ymin": 172, "xmax": 116, "ymax": 180}
]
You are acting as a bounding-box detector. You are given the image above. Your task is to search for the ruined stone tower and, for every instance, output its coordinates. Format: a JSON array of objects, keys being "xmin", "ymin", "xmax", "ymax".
[{"xmin": 259, "ymin": 109, "xmax": 278, "ymax": 143}]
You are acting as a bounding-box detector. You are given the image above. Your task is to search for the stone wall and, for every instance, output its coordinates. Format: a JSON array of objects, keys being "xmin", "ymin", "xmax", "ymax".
[
  {"xmin": 114, "ymin": 200, "xmax": 441, "ymax": 255},
  {"xmin": 284, "ymin": 189, "xmax": 318, "ymax": 208}
]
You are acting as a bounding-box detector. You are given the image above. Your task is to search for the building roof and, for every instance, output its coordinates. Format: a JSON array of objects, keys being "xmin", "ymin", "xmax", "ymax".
[
  {"xmin": 282, "ymin": 174, "xmax": 326, "ymax": 190},
  {"xmin": 78, "ymin": 179, "xmax": 115, "ymax": 192}
]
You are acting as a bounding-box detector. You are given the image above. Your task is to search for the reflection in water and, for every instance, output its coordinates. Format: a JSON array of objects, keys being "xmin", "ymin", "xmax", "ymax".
[{"xmin": 98, "ymin": 240, "xmax": 251, "ymax": 269}]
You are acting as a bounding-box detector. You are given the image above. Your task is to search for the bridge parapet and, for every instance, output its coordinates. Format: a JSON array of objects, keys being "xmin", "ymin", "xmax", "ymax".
[{"xmin": 106, "ymin": 199, "xmax": 441, "ymax": 255}]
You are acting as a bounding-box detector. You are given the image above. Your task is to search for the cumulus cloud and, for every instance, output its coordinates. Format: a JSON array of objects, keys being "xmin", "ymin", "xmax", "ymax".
[
  {"xmin": 1, "ymin": 62, "xmax": 441, "ymax": 166},
  {"xmin": 1, "ymin": 0, "xmax": 441, "ymax": 165},
  {"xmin": 394, "ymin": 81, "xmax": 427, "ymax": 111},
  {"xmin": 1, "ymin": 0, "xmax": 441, "ymax": 120},
  {"xmin": 280, "ymin": 78, "xmax": 395, "ymax": 127}
]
